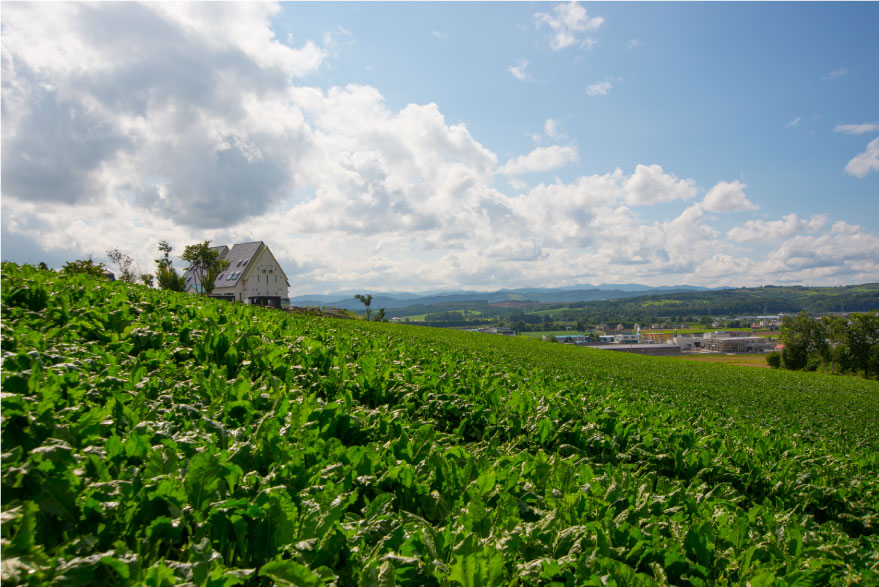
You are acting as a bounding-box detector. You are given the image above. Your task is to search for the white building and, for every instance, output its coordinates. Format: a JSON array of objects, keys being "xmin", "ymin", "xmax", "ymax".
[{"xmin": 184, "ymin": 241, "xmax": 289, "ymax": 307}]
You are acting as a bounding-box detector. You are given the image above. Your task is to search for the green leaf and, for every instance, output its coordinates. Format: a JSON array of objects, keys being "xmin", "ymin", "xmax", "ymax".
[
  {"xmin": 6, "ymin": 502, "xmax": 38, "ymax": 554},
  {"xmin": 259, "ymin": 560, "xmax": 326, "ymax": 587},
  {"xmin": 449, "ymin": 549, "xmax": 505, "ymax": 587},
  {"xmin": 185, "ymin": 451, "xmax": 225, "ymax": 513}
]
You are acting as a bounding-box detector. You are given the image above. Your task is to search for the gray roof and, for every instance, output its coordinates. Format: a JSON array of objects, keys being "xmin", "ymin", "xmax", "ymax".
[
  {"xmin": 184, "ymin": 241, "xmax": 265, "ymax": 290},
  {"xmin": 214, "ymin": 241, "xmax": 264, "ymax": 288}
]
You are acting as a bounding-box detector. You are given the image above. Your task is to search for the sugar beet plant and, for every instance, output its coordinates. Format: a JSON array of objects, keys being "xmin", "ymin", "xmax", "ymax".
[{"xmin": 2, "ymin": 262, "xmax": 878, "ymax": 586}]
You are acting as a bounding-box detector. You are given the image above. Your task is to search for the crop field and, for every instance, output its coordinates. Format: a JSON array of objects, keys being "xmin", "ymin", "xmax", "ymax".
[
  {"xmin": 2, "ymin": 262, "xmax": 878, "ymax": 585},
  {"xmin": 671, "ymin": 355, "xmax": 772, "ymax": 369}
]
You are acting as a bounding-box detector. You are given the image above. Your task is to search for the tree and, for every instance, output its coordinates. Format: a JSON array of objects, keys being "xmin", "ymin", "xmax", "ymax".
[
  {"xmin": 155, "ymin": 241, "xmax": 187, "ymax": 292},
  {"xmin": 376, "ymin": 308, "xmax": 386, "ymax": 322},
  {"xmin": 107, "ymin": 248, "xmax": 138, "ymax": 283},
  {"xmin": 845, "ymin": 312, "xmax": 879, "ymax": 379},
  {"xmin": 62, "ymin": 258, "xmax": 107, "ymax": 278},
  {"xmin": 355, "ymin": 294, "xmax": 373, "ymax": 321},
  {"xmin": 181, "ymin": 241, "xmax": 229, "ymax": 296},
  {"xmin": 780, "ymin": 312, "xmax": 826, "ymax": 371},
  {"xmin": 141, "ymin": 274, "xmax": 155, "ymax": 287},
  {"xmin": 821, "ymin": 315, "xmax": 848, "ymax": 374}
]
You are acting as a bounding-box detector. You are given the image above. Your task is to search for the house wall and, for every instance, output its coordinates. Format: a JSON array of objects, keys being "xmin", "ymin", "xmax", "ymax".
[{"xmin": 239, "ymin": 248, "xmax": 287, "ymax": 302}]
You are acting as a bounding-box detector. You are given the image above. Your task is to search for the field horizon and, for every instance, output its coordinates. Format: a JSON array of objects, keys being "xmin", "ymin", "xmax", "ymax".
[{"xmin": 2, "ymin": 262, "xmax": 877, "ymax": 585}]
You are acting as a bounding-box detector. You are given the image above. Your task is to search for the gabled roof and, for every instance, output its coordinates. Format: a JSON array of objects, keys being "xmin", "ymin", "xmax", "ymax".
[
  {"xmin": 215, "ymin": 241, "xmax": 264, "ymax": 288},
  {"xmin": 183, "ymin": 241, "xmax": 290, "ymax": 291}
]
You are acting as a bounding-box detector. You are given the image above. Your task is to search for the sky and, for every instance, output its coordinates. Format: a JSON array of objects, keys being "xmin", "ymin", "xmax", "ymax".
[{"xmin": 2, "ymin": 2, "xmax": 878, "ymax": 295}]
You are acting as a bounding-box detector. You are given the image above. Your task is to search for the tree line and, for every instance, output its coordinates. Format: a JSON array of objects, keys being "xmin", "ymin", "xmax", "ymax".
[
  {"xmin": 770, "ymin": 311, "xmax": 879, "ymax": 379},
  {"xmin": 60, "ymin": 241, "xmax": 229, "ymax": 296}
]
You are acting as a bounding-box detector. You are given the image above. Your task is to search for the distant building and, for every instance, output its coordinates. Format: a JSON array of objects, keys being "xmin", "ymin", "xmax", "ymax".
[
  {"xmin": 701, "ymin": 336, "xmax": 774, "ymax": 354},
  {"xmin": 475, "ymin": 326, "xmax": 516, "ymax": 336},
  {"xmin": 184, "ymin": 241, "xmax": 289, "ymax": 307}
]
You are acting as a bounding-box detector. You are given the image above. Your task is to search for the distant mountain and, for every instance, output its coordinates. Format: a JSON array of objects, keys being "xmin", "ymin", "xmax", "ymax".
[{"xmin": 288, "ymin": 284, "xmax": 716, "ymax": 311}]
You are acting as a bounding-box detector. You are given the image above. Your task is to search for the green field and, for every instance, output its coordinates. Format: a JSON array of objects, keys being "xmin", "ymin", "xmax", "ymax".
[
  {"xmin": 672, "ymin": 354, "xmax": 772, "ymax": 368},
  {"xmin": 2, "ymin": 263, "xmax": 878, "ymax": 585}
]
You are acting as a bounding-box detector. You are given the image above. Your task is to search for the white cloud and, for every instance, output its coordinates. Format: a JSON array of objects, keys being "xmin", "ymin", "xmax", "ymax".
[
  {"xmin": 586, "ymin": 81, "xmax": 612, "ymax": 96},
  {"xmin": 845, "ymin": 138, "xmax": 879, "ymax": 178},
  {"xmin": 627, "ymin": 39, "xmax": 641, "ymax": 50},
  {"xmin": 624, "ymin": 164, "xmax": 698, "ymax": 205},
  {"xmin": 499, "ymin": 145, "xmax": 579, "ymax": 175},
  {"xmin": 727, "ymin": 213, "xmax": 827, "ymax": 242},
  {"xmin": 822, "ymin": 66, "xmax": 848, "ymax": 80},
  {"xmin": 786, "ymin": 117, "xmax": 801, "ymax": 128},
  {"xmin": 507, "ymin": 59, "xmax": 531, "ymax": 82},
  {"xmin": 432, "ymin": 30, "xmax": 447, "ymax": 40},
  {"xmin": 702, "ymin": 180, "xmax": 758, "ymax": 212},
  {"xmin": 2, "ymin": 2, "xmax": 877, "ymax": 292},
  {"xmin": 544, "ymin": 119, "xmax": 562, "ymax": 139},
  {"xmin": 535, "ymin": 2, "xmax": 604, "ymax": 51},
  {"xmin": 834, "ymin": 122, "xmax": 879, "ymax": 135},
  {"xmin": 1, "ymin": 1, "xmax": 326, "ymax": 224}
]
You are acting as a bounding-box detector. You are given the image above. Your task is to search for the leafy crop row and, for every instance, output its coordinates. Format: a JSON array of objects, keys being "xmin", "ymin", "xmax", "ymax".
[{"xmin": 2, "ymin": 263, "xmax": 878, "ymax": 585}]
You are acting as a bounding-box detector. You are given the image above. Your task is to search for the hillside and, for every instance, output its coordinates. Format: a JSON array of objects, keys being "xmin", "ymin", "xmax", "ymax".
[
  {"xmin": 380, "ymin": 283, "xmax": 879, "ymax": 326},
  {"xmin": 2, "ymin": 263, "xmax": 878, "ymax": 585},
  {"xmin": 289, "ymin": 285, "xmax": 714, "ymax": 312}
]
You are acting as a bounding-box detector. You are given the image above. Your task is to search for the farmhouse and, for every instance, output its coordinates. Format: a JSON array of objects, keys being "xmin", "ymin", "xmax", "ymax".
[{"xmin": 184, "ymin": 241, "xmax": 289, "ymax": 307}]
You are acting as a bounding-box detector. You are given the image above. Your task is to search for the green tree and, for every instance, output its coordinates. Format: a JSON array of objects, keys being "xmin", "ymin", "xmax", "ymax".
[
  {"xmin": 780, "ymin": 312, "xmax": 827, "ymax": 371},
  {"xmin": 141, "ymin": 273, "xmax": 155, "ymax": 287},
  {"xmin": 62, "ymin": 258, "xmax": 107, "ymax": 278},
  {"xmin": 765, "ymin": 351, "xmax": 781, "ymax": 369},
  {"xmin": 376, "ymin": 308, "xmax": 386, "ymax": 322},
  {"xmin": 355, "ymin": 294, "xmax": 373, "ymax": 321},
  {"xmin": 181, "ymin": 241, "xmax": 230, "ymax": 296},
  {"xmin": 155, "ymin": 241, "xmax": 187, "ymax": 292},
  {"xmin": 107, "ymin": 248, "xmax": 137, "ymax": 283},
  {"xmin": 821, "ymin": 315, "xmax": 848, "ymax": 374},
  {"xmin": 845, "ymin": 312, "xmax": 879, "ymax": 379}
]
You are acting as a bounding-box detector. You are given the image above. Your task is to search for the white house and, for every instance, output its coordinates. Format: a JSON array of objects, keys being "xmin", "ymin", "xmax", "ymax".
[{"xmin": 184, "ymin": 241, "xmax": 289, "ymax": 307}]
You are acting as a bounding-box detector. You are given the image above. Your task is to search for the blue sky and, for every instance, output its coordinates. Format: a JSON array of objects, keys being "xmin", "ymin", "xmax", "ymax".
[{"xmin": 2, "ymin": 2, "xmax": 877, "ymax": 293}]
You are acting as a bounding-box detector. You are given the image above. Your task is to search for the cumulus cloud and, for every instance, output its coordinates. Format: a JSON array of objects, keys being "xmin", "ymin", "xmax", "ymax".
[
  {"xmin": 544, "ymin": 119, "xmax": 563, "ymax": 139},
  {"xmin": 2, "ymin": 1, "xmax": 877, "ymax": 292},
  {"xmin": 507, "ymin": 59, "xmax": 531, "ymax": 82},
  {"xmin": 499, "ymin": 145, "xmax": 579, "ymax": 175},
  {"xmin": 844, "ymin": 138, "xmax": 879, "ymax": 178},
  {"xmin": 586, "ymin": 81, "xmax": 612, "ymax": 96},
  {"xmin": 834, "ymin": 122, "xmax": 879, "ymax": 135},
  {"xmin": 702, "ymin": 180, "xmax": 758, "ymax": 212},
  {"xmin": 535, "ymin": 2, "xmax": 604, "ymax": 51},
  {"xmin": 1, "ymin": 2, "xmax": 323, "ymax": 226},
  {"xmin": 624, "ymin": 164, "xmax": 698, "ymax": 205},
  {"xmin": 727, "ymin": 213, "xmax": 827, "ymax": 242}
]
